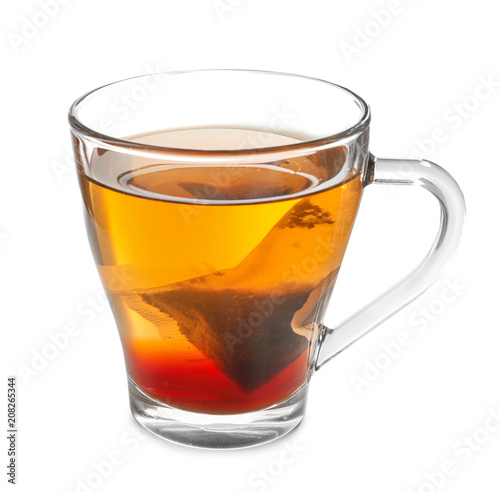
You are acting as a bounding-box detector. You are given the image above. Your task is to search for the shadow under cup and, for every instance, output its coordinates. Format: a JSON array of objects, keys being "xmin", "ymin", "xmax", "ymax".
[{"xmin": 69, "ymin": 70, "xmax": 371, "ymax": 448}]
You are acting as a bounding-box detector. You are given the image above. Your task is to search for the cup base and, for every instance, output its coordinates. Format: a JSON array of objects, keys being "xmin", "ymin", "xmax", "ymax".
[{"xmin": 128, "ymin": 376, "xmax": 308, "ymax": 449}]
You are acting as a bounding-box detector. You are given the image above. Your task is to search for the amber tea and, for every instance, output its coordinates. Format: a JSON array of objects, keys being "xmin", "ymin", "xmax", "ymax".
[{"xmin": 78, "ymin": 128, "xmax": 363, "ymax": 414}]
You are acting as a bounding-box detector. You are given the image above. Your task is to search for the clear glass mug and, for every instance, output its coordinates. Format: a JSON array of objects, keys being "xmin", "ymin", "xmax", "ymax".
[{"xmin": 69, "ymin": 70, "xmax": 465, "ymax": 449}]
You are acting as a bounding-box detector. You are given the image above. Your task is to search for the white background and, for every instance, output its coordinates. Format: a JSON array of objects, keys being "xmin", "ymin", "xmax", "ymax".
[{"xmin": 2, "ymin": 1, "xmax": 499, "ymax": 491}]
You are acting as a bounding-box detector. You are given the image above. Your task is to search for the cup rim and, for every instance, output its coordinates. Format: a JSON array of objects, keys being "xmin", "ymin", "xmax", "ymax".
[{"xmin": 68, "ymin": 69, "xmax": 371, "ymax": 156}]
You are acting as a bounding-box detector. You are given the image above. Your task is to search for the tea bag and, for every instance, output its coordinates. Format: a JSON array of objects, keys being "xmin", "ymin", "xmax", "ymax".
[{"xmin": 137, "ymin": 287, "xmax": 312, "ymax": 391}]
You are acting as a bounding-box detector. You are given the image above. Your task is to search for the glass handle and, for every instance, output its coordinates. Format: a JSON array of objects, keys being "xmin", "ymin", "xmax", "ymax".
[{"xmin": 315, "ymin": 156, "xmax": 466, "ymax": 369}]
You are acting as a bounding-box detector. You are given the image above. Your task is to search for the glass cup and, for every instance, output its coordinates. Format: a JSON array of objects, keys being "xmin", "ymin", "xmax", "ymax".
[{"xmin": 69, "ymin": 70, "xmax": 465, "ymax": 449}]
